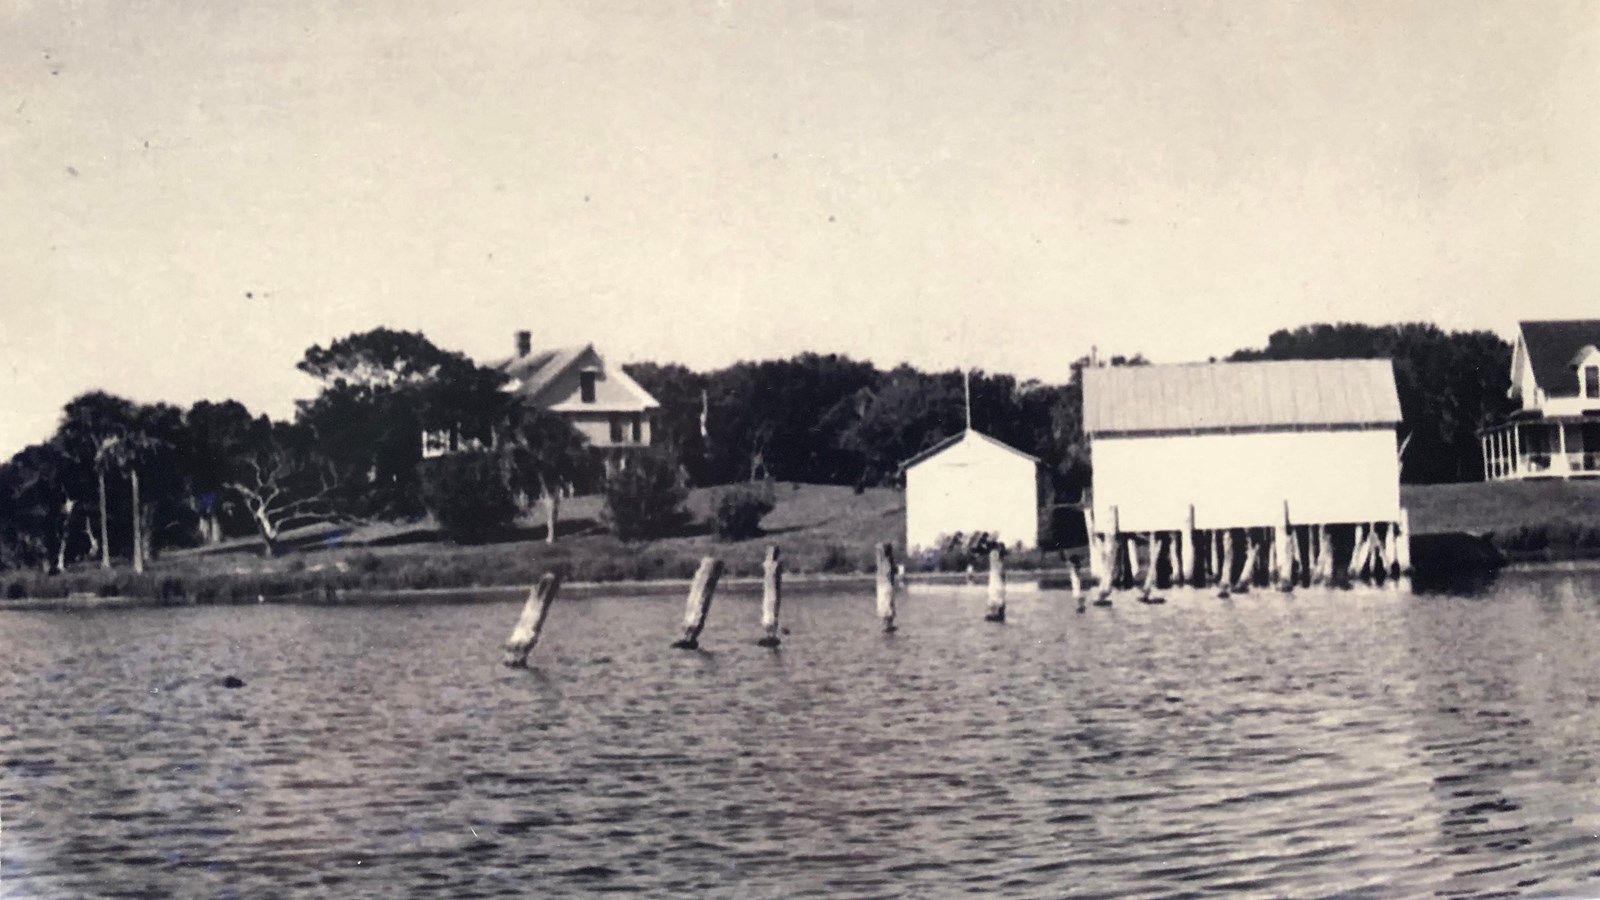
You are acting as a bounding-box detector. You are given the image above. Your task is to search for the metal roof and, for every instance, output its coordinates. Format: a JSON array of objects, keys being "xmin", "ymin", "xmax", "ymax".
[
  {"xmin": 1083, "ymin": 359, "xmax": 1402, "ymax": 436},
  {"xmin": 1519, "ymin": 320, "xmax": 1600, "ymax": 397},
  {"xmin": 900, "ymin": 429, "xmax": 1040, "ymax": 471}
]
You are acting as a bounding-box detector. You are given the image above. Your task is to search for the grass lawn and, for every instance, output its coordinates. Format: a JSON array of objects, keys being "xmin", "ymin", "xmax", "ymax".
[
  {"xmin": 3, "ymin": 482, "xmax": 917, "ymax": 602},
  {"xmin": 1404, "ymin": 479, "xmax": 1600, "ymax": 535}
]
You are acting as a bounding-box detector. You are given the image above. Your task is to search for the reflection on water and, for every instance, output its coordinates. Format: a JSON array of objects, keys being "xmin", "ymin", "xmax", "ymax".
[{"xmin": 5, "ymin": 573, "xmax": 1600, "ymax": 898}]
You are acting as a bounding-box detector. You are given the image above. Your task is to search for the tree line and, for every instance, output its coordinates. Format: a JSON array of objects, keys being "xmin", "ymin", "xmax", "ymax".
[{"xmin": 0, "ymin": 322, "xmax": 1513, "ymax": 572}]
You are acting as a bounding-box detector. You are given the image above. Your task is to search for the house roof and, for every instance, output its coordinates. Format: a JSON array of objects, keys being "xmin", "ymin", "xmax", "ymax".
[
  {"xmin": 1519, "ymin": 320, "xmax": 1600, "ymax": 396},
  {"xmin": 900, "ymin": 429, "xmax": 1040, "ymax": 471},
  {"xmin": 1083, "ymin": 359, "xmax": 1402, "ymax": 436},
  {"xmin": 490, "ymin": 343, "xmax": 659, "ymax": 409},
  {"xmin": 492, "ymin": 344, "xmax": 590, "ymax": 400}
]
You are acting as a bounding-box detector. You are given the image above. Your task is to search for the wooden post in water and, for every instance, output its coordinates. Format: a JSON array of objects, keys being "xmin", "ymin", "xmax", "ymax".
[
  {"xmin": 876, "ymin": 542, "xmax": 898, "ymax": 632},
  {"xmin": 985, "ymin": 549, "xmax": 1006, "ymax": 622},
  {"xmin": 1313, "ymin": 525, "xmax": 1330, "ymax": 586},
  {"xmin": 1211, "ymin": 530, "xmax": 1223, "ymax": 587},
  {"xmin": 1276, "ymin": 502, "xmax": 1293, "ymax": 591},
  {"xmin": 1396, "ymin": 509, "xmax": 1413, "ymax": 591},
  {"xmin": 1235, "ymin": 531, "xmax": 1259, "ymax": 593},
  {"xmin": 758, "ymin": 545, "xmax": 783, "ymax": 647},
  {"xmin": 503, "ymin": 573, "xmax": 562, "ymax": 667},
  {"xmin": 673, "ymin": 557, "xmax": 723, "ymax": 649},
  {"xmin": 1180, "ymin": 505, "xmax": 1196, "ymax": 586},
  {"xmin": 1346, "ymin": 524, "xmax": 1370, "ymax": 583},
  {"xmin": 1083, "ymin": 507, "xmax": 1106, "ymax": 586},
  {"xmin": 1068, "ymin": 558, "xmax": 1084, "ymax": 611},
  {"xmin": 1096, "ymin": 506, "xmax": 1119, "ymax": 604},
  {"xmin": 1140, "ymin": 533, "xmax": 1165, "ymax": 603},
  {"xmin": 1219, "ymin": 529, "xmax": 1235, "ymax": 597}
]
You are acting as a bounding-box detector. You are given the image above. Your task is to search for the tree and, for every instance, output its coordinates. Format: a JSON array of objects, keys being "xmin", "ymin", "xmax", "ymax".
[
  {"xmin": 181, "ymin": 400, "xmax": 261, "ymax": 544},
  {"xmin": 624, "ymin": 362, "xmax": 709, "ymax": 483},
  {"xmin": 296, "ymin": 327, "xmax": 511, "ymax": 518},
  {"xmin": 57, "ymin": 392, "xmax": 138, "ymax": 569},
  {"xmin": 417, "ymin": 451, "xmax": 518, "ymax": 543},
  {"xmin": 502, "ymin": 406, "xmax": 597, "ymax": 544},
  {"xmin": 223, "ymin": 420, "xmax": 342, "ymax": 557},
  {"xmin": 603, "ymin": 451, "xmax": 688, "ymax": 541}
]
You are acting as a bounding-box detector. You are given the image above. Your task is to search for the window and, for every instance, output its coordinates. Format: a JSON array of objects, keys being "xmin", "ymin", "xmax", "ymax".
[
  {"xmin": 1587, "ymin": 366, "xmax": 1599, "ymax": 400},
  {"xmin": 630, "ymin": 413, "xmax": 642, "ymax": 444},
  {"xmin": 609, "ymin": 415, "xmax": 624, "ymax": 444},
  {"xmin": 580, "ymin": 371, "xmax": 597, "ymax": 403}
]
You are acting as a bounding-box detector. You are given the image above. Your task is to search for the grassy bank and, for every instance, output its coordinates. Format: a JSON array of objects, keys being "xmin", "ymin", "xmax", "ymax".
[
  {"xmin": 1404, "ymin": 479, "xmax": 1600, "ymax": 564},
  {"xmin": 2, "ymin": 482, "xmax": 1055, "ymax": 604}
]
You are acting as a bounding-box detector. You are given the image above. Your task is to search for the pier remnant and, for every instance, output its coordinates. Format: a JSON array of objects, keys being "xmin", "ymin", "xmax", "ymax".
[
  {"xmin": 876, "ymin": 542, "xmax": 898, "ymax": 632},
  {"xmin": 758, "ymin": 545, "xmax": 782, "ymax": 647},
  {"xmin": 503, "ymin": 573, "xmax": 562, "ymax": 667},
  {"xmin": 1180, "ymin": 505, "xmax": 1197, "ymax": 585},
  {"xmin": 673, "ymin": 557, "xmax": 723, "ymax": 649},
  {"xmin": 985, "ymin": 548, "xmax": 1006, "ymax": 622}
]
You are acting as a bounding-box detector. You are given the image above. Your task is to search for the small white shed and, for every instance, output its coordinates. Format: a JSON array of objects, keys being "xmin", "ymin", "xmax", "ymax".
[{"xmin": 902, "ymin": 429, "xmax": 1040, "ymax": 555}]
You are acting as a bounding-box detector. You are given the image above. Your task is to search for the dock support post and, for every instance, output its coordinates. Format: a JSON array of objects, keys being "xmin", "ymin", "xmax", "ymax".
[
  {"xmin": 759, "ymin": 545, "xmax": 782, "ymax": 647},
  {"xmin": 1068, "ymin": 559, "xmax": 1084, "ymax": 611},
  {"xmin": 1083, "ymin": 507, "xmax": 1105, "ymax": 585},
  {"xmin": 503, "ymin": 573, "xmax": 561, "ymax": 667},
  {"xmin": 876, "ymin": 543, "xmax": 898, "ymax": 632},
  {"xmin": 673, "ymin": 557, "xmax": 723, "ymax": 649},
  {"xmin": 1180, "ymin": 506, "xmax": 1196, "ymax": 586},
  {"xmin": 986, "ymin": 549, "xmax": 1006, "ymax": 622},
  {"xmin": 1097, "ymin": 506, "xmax": 1119, "ymax": 604},
  {"xmin": 1218, "ymin": 529, "xmax": 1235, "ymax": 596},
  {"xmin": 1275, "ymin": 502, "xmax": 1293, "ymax": 591},
  {"xmin": 1347, "ymin": 524, "xmax": 1370, "ymax": 583},
  {"xmin": 1235, "ymin": 531, "xmax": 1259, "ymax": 593}
]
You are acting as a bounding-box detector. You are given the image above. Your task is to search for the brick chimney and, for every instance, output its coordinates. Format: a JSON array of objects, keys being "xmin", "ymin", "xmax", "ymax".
[{"xmin": 515, "ymin": 330, "xmax": 531, "ymax": 358}]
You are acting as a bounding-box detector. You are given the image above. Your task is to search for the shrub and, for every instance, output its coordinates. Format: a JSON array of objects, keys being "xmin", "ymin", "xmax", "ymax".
[
  {"xmin": 711, "ymin": 482, "xmax": 776, "ymax": 541},
  {"xmin": 820, "ymin": 544, "xmax": 854, "ymax": 573},
  {"xmin": 603, "ymin": 452, "xmax": 688, "ymax": 541},
  {"xmin": 417, "ymin": 452, "xmax": 518, "ymax": 543}
]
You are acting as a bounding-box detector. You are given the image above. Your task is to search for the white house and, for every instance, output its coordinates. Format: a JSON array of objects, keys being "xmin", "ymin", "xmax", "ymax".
[
  {"xmin": 1083, "ymin": 359, "xmax": 1404, "ymax": 535},
  {"xmin": 422, "ymin": 330, "xmax": 660, "ymax": 476},
  {"xmin": 1480, "ymin": 320, "xmax": 1600, "ymax": 480},
  {"xmin": 902, "ymin": 429, "xmax": 1039, "ymax": 556}
]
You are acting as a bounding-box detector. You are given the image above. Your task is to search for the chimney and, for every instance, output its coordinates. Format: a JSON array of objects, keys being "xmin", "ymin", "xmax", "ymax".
[{"xmin": 515, "ymin": 330, "xmax": 531, "ymax": 358}]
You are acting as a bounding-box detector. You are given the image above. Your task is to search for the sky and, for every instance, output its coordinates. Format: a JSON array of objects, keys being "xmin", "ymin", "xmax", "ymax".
[{"xmin": 3, "ymin": 0, "xmax": 1599, "ymax": 458}]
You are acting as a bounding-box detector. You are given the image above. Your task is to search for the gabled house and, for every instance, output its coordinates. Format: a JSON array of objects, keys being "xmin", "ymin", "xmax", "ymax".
[
  {"xmin": 422, "ymin": 330, "xmax": 660, "ymax": 476},
  {"xmin": 901, "ymin": 429, "xmax": 1040, "ymax": 556},
  {"xmin": 1481, "ymin": 320, "xmax": 1600, "ymax": 480}
]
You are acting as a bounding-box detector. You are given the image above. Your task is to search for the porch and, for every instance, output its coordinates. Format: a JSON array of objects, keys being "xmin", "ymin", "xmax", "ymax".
[{"xmin": 1480, "ymin": 417, "xmax": 1600, "ymax": 481}]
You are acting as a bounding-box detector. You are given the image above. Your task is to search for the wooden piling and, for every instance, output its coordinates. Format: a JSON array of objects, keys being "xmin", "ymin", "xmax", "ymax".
[
  {"xmin": 673, "ymin": 557, "xmax": 723, "ymax": 649},
  {"xmin": 1068, "ymin": 558, "xmax": 1084, "ymax": 611},
  {"xmin": 1180, "ymin": 505, "xmax": 1196, "ymax": 586},
  {"xmin": 1219, "ymin": 529, "xmax": 1235, "ymax": 596},
  {"xmin": 1097, "ymin": 506, "xmax": 1119, "ymax": 602},
  {"xmin": 985, "ymin": 549, "xmax": 1006, "ymax": 622},
  {"xmin": 503, "ymin": 573, "xmax": 562, "ymax": 667},
  {"xmin": 876, "ymin": 542, "xmax": 898, "ymax": 632},
  {"xmin": 1235, "ymin": 532, "xmax": 1259, "ymax": 593},
  {"xmin": 1346, "ymin": 524, "xmax": 1370, "ymax": 583},
  {"xmin": 1211, "ymin": 529, "xmax": 1223, "ymax": 587},
  {"xmin": 758, "ymin": 545, "xmax": 782, "ymax": 647},
  {"xmin": 1274, "ymin": 503, "xmax": 1292, "ymax": 590},
  {"xmin": 1083, "ymin": 507, "xmax": 1105, "ymax": 585}
]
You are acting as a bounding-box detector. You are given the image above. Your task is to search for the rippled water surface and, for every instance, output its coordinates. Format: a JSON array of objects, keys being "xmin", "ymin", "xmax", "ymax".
[{"xmin": 6, "ymin": 572, "xmax": 1600, "ymax": 898}]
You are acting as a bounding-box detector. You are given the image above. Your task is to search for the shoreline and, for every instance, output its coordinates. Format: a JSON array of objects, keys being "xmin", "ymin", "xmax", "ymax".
[{"xmin": 0, "ymin": 569, "xmax": 1047, "ymax": 611}]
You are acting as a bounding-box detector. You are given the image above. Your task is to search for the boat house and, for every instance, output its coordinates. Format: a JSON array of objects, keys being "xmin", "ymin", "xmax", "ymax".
[
  {"xmin": 1082, "ymin": 359, "xmax": 1407, "ymax": 590},
  {"xmin": 902, "ymin": 429, "xmax": 1040, "ymax": 559},
  {"xmin": 1480, "ymin": 320, "xmax": 1600, "ymax": 481}
]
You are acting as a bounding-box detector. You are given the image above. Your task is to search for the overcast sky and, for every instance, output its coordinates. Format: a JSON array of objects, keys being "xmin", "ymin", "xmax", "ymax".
[{"xmin": 3, "ymin": 0, "xmax": 1598, "ymax": 458}]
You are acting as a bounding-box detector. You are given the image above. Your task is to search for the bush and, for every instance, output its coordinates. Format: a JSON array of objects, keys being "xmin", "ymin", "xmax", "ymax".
[
  {"xmin": 711, "ymin": 482, "xmax": 776, "ymax": 540},
  {"xmin": 417, "ymin": 452, "xmax": 518, "ymax": 543},
  {"xmin": 603, "ymin": 452, "xmax": 688, "ymax": 541}
]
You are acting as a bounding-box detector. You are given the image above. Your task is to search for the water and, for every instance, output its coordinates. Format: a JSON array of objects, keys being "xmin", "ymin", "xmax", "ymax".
[{"xmin": 4, "ymin": 573, "xmax": 1600, "ymax": 899}]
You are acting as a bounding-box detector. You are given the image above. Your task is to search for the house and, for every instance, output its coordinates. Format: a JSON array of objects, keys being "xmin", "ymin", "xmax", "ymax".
[
  {"xmin": 1480, "ymin": 320, "xmax": 1600, "ymax": 480},
  {"xmin": 902, "ymin": 429, "xmax": 1040, "ymax": 557},
  {"xmin": 1083, "ymin": 359, "xmax": 1405, "ymax": 586},
  {"xmin": 422, "ymin": 330, "xmax": 660, "ymax": 476}
]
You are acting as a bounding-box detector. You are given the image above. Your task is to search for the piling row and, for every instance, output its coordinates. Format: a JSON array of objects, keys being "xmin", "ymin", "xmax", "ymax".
[{"xmin": 1081, "ymin": 505, "xmax": 1413, "ymax": 599}]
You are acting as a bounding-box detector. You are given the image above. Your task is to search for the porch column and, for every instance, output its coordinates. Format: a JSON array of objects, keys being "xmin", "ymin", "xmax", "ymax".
[
  {"xmin": 1481, "ymin": 433, "xmax": 1490, "ymax": 481},
  {"xmin": 1512, "ymin": 423, "xmax": 1521, "ymax": 477},
  {"xmin": 1557, "ymin": 422, "xmax": 1570, "ymax": 476}
]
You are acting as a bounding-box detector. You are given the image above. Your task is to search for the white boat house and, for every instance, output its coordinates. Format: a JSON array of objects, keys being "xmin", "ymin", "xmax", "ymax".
[
  {"xmin": 902, "ymin": 429, "xmax": 1040, "ymax": 558},
  {"xmin": 1082, "ymin": 359, "xmax": 1407, "ymax": 589}
]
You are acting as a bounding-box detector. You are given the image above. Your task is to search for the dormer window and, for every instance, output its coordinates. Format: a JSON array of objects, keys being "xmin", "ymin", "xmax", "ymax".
[
  {"xmin": 1586, "ymin": 366, "xmax": 1599, "ymax": 399},
  {"xmin": 580, "ymin": 370, "xmax": 597, "ymax": 403}
]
